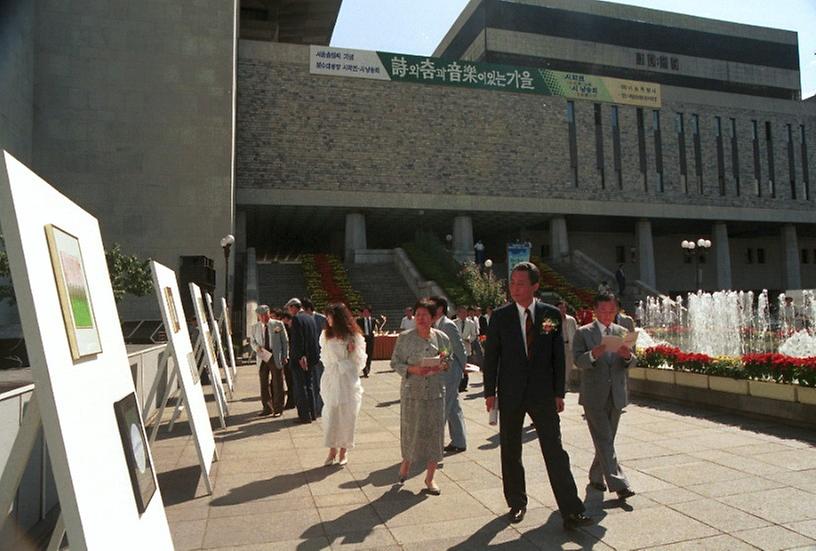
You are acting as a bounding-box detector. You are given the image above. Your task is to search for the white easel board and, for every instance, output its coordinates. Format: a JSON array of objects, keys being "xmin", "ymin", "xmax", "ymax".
[
  {"xmin": 204, "ymin": 292, "xmax": 233, "ymax": 395},
  {"xmin": 189, "ymin": 283, "xmax": 229, "ymax": 419},
  {"xmin": 0, "ymin": 152, "xmax": 173, "ymax": 549},
  {"xmin": 150, "ymin": 261, "xmax": 217, "ymax": 486},
  {"xmin": 219, "ymin": 297, "xmax": 238, "ymax": 380}
]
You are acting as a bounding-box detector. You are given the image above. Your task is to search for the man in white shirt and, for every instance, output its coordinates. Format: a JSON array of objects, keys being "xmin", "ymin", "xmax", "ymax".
[{"xmin": 399, "ymin": 307, "xmax": 416, "ymax": 331}]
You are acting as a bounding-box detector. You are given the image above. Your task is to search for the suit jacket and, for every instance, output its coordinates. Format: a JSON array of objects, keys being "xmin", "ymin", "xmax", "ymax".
[
  {"xmin": 357, "ymin": 316, "xmax": 375, "ymax": 340},
  {"xmin": 573, "ymin": 321, "xmax": 638, "ymax": 410},
  {"xmin": 615, "ymin": 313, "xmax": 635, "ymax": 333},
  {"xmin": 435, "ymin": 316, "xmax": 467, "ymax": 381},
  {"xmin": 289, "ymin": 311, "xmax": 320, "ymax": 367},
  {"xmin": 454, "ymin": 317, "xmax": 478, "ymax": 356},
  {"xmin": 479, "ymin": 315, "xmax": 489, "ymax": 336},
  {"xmin": 483, "ymin": 301, "xmax": 566, "ymax": 406},
  {"xmin": 250, "ymin": 319, "xmax": 289, "ymax": 368}
]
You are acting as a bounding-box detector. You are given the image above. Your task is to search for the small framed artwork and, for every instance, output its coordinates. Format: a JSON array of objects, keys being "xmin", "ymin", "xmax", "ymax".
[
  {"xmin": 44, "ymin": 224, "xmax": 102, "ymax": 360},
  {"xmin": 187, "ymin": 351, "xmax": 199, "ymax": 384},
  {"xmin": 113, "ymin": 392, "xmax": 156, "ymax": 515},
  {"xmin": 163, "ymin": 287, "xmax": 180, "ymax": 333}
]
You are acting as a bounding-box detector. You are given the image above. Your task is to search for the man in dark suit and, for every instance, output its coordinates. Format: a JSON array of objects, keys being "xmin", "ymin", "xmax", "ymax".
[
  {"xmin": 483, "ymin": 262, "xmax": 592, "ymax": 530},
  {"xmin": 357, "ymin": 305, "xmax": 375, "ymax": 377},
  {"xmin": 286, "ymin": 298, "xmax": 320, "ymax": 423}
]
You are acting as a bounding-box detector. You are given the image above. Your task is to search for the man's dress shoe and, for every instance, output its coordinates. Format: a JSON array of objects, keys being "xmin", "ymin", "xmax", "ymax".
[
  {"xmin": 617, "ymin": 488, "xmax": 636, "ymax": 500},
  {"xmin": 589, "ymin": 481, "xmax": 607, "ymax": 492},
  {"xmin": 508, "ymin": 507, "xmax": 526, "ymax": 524},
  {"xmin": 563, "ymin": 512, "xmax": 594, "ymax": 530}
]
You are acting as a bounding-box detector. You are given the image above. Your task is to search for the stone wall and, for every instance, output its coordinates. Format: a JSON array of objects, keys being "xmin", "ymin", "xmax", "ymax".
[
  {"xmin": 236, "ymin": 42, "xmax": 816, "ymax": 224},
  {"xmin": 0, "ymin": 0, "xmax": 34, "ymax": 164}
]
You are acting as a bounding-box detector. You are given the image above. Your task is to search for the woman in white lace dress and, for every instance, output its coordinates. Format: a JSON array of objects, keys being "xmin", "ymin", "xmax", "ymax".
[{"xmin": 320, "ymin": 303, "xmax": 365, "ymax": 466}]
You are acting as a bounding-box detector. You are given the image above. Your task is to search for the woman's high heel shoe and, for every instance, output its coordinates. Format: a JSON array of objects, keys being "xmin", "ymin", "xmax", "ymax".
[
  {"xmin": 424, "ymin": 480, "xmax": 441, "ymax": 496},
  {"xmin": 324, "ymin": 455, "xmax": 337, "ymax": 466}
]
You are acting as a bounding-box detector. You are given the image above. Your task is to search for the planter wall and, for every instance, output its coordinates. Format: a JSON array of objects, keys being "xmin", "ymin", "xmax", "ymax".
[
  {"xmin": 674, "ymin": 372, "xmax": 709, "ymax": 389},
  {"xmin": 797, "ymin": 386, "xmax": 816, "ymax": 405},
  {"xmin": 629, "ymin": 367, "xmax": 647, "ymax": 380},
  {"xmin": 645, "ymin": 369, "xmax": 675, "ymax": 384},
  {"xmin": 749, "ymin": 380, "xmax": 796, "ymax": 402},
  {"xmin": 708, "ymin": 376, "xmax": 749, "ymax": 395}
]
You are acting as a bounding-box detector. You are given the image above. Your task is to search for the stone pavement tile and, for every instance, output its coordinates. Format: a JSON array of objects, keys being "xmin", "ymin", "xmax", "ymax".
[
  {"xmin": 516, "ymin": 507, "xmax": 614, "ymax": 550},
  {"xmin": 374, "ymin": 486, "xmax": 492, "ymax": 528},
  {"xmin": 644, "ymin": 534, "xmax": 759, "ymax": 550},
  {"xmin": 753, "ymin": 449, "xmax": 816, "ymax": 472},
  {"xmin": 720, "ymin": 487, "xmax": 816, "ymax": 524},
  {"xmin": 584, "ymin": 505, "xmax": 719, "ymax": 550},
  {"xmin": 171, "ymin": 518, "xmax": 207, "ymax": 550},
  {"xmin": 209, "ymin": 470, "xmax": 312, "ymax": 504},
  {"xmin": 307, "ymin": 467, "xmax": 362, "ymax": 497},
  {"xmin": 687, "ymin": 449, "xmax": 781, "ymax": 476},
  {"xmin": 401, "ymin": 530, "xmax": 539, "ymax": 551},
  {"xmin": 645, "ymin": 461, "xmax": 748, "ymax": 486},
  {"xmin": 215, "ymin": 455, "xmax": 302, "ymax": 476},
  {"xmin": 671, "ymin": 499, "xmax": 771, "ymax": 532},
  {"xmin": 616, "ymin": 441, "xmax": 685, "ymax": 461},
  {"xmin": 439, "ymin": 459, "xmax": 500, "ymax": 483},
  {"xmin": 685, "ymin": 475, "xmax": 786, "ymax": 498},
  {"xmin": 314, "ymin": 489, "xmax": 369, "ymax": 508},
  {"xmin": 786, "ymin": 519, "xmax": 816, "ymax": 539},
  {"xmin": 619, "ymin": 468, "xmax": 675, "ymax": 493},
  {"xmin": 763, "ymin": 469, "xmax": 816, "ymax": 493},
  {"xmin": 469, "ymin": 486, "xmax": 545, "ymax": 515},
  {"xmin": 164, "ymin": 498, "xmax": 212, "ymax": 522},
  {"xmin": 317, "ymin": 503, "xmax": 386, "ymax": 536},
  {"xmin": 325, "ymin": 527, "xmax": 399, "ymax": 550},
  {"xmin": 732, "ymin": 525, "xmax": 816, "ymax": 550},
  {"xmin": 624, "ymin": 453, "xmax": 700, "ymax": 472},
  {"xmin": 208, "ymin": 495, "xmax": 315, "ymax": 519},
  {"xmin": 582, "ymin": 491, "xmax": 662, "ymax": 518},
  {"xmin": 202, "ymin": 509, "xmax": 323, "ymax": 548},
  {"xmin": 641, "ymin": 487, "xmax": 705, "ymax": 505},
  {"xmin": 724, "ymin": 442, "xmax": 802, "ymax": 456},
  {"xmin": 388, "ymin": 513, "xmax": 518, "ymax": 545},
  {"xmin": 207, "ymin": 539, "xmax": 331, "ymax": 551}
]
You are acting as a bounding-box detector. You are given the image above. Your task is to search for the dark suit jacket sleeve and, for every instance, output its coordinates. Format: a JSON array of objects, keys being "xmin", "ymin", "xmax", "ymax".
[
  {"xmin": 552, "ymin": 316, "xmax": 566, "ymax": 398},
  {"xmin": 483, "ymin": 311, "xmax": 501, "ymax": 398},
  {"xmin": 290, "ymin": 315, "xmax": 305, "ymax": 360}
]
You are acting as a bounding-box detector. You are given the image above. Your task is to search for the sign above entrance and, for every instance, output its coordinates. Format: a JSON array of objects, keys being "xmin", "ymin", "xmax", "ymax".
[{"xmin": 310, "ymin": 46, "xmax": 661, "ymax": 108}]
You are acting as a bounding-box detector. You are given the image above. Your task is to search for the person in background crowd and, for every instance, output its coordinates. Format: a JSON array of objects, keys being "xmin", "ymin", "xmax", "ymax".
[
  {"xmin": 634, "ymin": 301, "xmax": 644, "ymax": 328},
  {"xmin": 429, "ymin": 296, "xmax": 468, "ymax": 454},
  {"xmin": 598, "ymin": 280, "xmax": 612, "ymax": 294},
  {"xmin": 320, "ymin": 303, "xmax": 365, "ymax": 467},
  {"xmin": 302, "ymin": 298, "xmax": 326, "ymax": 416},
  {"xmin": 556, "ymin": 300, "xmax": 579, "ymax": 391},
  {"xmin": 275, "ymin": 308, "xmax": 295, "ymax": 409},
  {"xmin": 456, "ymin": 305, "xmax": 479, "ymax": 392},
  {"xmin": 286, "ymin": 298, "xmax": 320, "ymax": 423},
  {"xmin": 474, "ymin": 240, "xmax": 486, "ymax": 265},
  {"xmin": 615, "ymin": 300, "xmax": 636, "ymax": 334},
  {"xmin": 357, "ymin": 306, "xmax": 376, "ymax": 378},
  {"xmin": 391, "ymin": 298, "xmax": 450, "ymax": 495},
  {"xmin": 250, "ymin": 305, "xmax": 288, "ymax": 417},
  {"xmin": 399, "ymin": 307, "xmax": 416, "ymax": 331},
  {"xmin": 615, "ymin": 264, "xmax": 626, "ymax": 296},
  {"xmin": 573, "ymin": 293, "xmax": 637, "ymax": 501}
]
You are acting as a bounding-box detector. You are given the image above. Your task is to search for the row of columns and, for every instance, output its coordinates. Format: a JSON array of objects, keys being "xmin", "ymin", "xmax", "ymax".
[{"xmin": 342, "ymin": 212, "xmax": 804, "ymax": 291}]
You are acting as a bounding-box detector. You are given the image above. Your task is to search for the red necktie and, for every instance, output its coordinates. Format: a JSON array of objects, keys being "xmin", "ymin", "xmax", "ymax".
[{"xmin": 525, "ymin": 310, "xmax": 534, "ymax": 360}]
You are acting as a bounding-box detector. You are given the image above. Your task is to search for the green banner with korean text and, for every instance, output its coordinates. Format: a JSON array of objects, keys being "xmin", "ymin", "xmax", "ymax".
[{"xmin": 310, "ymin": 46, "xmax": 661, "ymax": 108}]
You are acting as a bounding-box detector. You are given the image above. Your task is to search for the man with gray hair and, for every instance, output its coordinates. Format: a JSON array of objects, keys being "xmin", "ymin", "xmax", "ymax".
[{"xmin": 250, "ymin": 305, "xmax": 289, "ymax": 417}]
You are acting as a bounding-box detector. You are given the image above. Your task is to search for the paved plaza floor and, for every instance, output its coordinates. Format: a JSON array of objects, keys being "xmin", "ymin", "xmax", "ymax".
[{"xmin": 155, "ymin": 361, "xmax": 816, "ymax": 550}]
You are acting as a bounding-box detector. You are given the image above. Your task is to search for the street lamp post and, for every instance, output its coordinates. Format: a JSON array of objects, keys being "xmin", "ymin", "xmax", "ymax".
[
  {"xmin": 220, "ymin": 234, "xmax": 235, "ymax": 306},
  {"xmin": 680, "ymin": 238, "xmax": 711, "ymax": 291}
]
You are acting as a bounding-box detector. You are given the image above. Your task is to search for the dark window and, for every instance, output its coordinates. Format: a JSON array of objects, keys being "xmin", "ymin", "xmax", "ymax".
[
  {"xmin": 659, "ymin": 55, "xmax": 669, "ymax": 69},
  {"xmin": 636, "ymin": 52, "xmax": 645, "ymax": 65},
  {"xmin": 676, "ymin": 113, "xmax": 688, "ymax": 193},
  {"xmin": 611, "ymin": 106, "xmax": 623, "ymax": 189},
  {"xmin": 731, "ymin": 118, "xmax": 740, "ymax": 196},
  {"xmin": 692, "ymin": 114, "xmax": 702, "ymax": 194},
  {"xmin": 716, "ymin": 116, "xmax": 725, "ymax": 196},
  {"xmin": 541, "ymin": 244, "xmax": 551, "ymax": 258},
  {"xmin": 766, "ymin": 122, "xmax": 775, "ymax": 198},
  {"xmin": 757, "ymin": 248, "xmax": 766, "ymax": 264},
  {"xmin": 566, "ymin": 101, "xmax": 578, "ymax": 186},
  {"xmin": 594, "ymin": 104, "xmax": 605, "ymax": 188},
  {"xmin": 802, "ymin": 249, "xmax": 810, "ymax": 265},
  {"xmin": 615, "ymin": 246, "xmax": 626, "ymax": 264},
  {"xmin": 636, "ymin": 108, "xmax": 648, "ymax": 190},
  {"xmin": 752, "ymin": 120, "xmax": 761, "ymax": 196},
  {"xmin": 802, "ymin": 125, "xmax": 810, "ymax": 201},
  {"xmin": 653, "ymin": 110, "xmax": 663, "ymax": 191},
  {"xmin": 787, "ymin": 124, "xmax": 797, "ymax": 200},
  {"xmin": 746, "ymin": 248, "xmax": 754, "ymax": 264},
  {"xmin": 647, "ymin": 54, "xmax": 657, "ymax": 67}
]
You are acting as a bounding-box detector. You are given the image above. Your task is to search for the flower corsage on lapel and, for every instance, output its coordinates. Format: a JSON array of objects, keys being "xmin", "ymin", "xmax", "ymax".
[{"xmin": 539, "ymin": 317, "xmax": 560, "ymax": 335}]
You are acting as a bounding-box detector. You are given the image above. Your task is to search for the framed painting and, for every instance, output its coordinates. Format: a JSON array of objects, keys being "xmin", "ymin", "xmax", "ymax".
[
  {"xmin": 163, "ymin": 287, "xmax": 180, "ymax": 333},
  {"xmin": 113, "ymin": 392, "xmax": 156, "ymax": 515},
  {"xmin": 44, "ymin": 224, "xmax": 102, "ymax": 360}
]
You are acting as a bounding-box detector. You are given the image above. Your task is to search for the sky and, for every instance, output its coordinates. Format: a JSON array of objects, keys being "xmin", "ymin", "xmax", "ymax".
[{"xmin": 331, "ymin": 0, "xmax": 816, "ymax": 99}]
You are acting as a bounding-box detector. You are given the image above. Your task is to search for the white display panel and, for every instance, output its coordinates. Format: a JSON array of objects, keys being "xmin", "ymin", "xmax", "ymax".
[
  {"xmin": 220, "ymin": 297, "xmax": 238, "ymax": 379},
  {"xmin": 150, "ymin": 261, "xmax": 216, "ymax": 485},
  {"xmin": 0, "ymin": 152, "xmax": 173, "ymax": 549},
  {"xmin": 189, "ymin": 283, "xmax": 229, "ymax": 420},
  {"xmin": 204, "ymin": 292, "xmax": 233, "ymax": 394}
]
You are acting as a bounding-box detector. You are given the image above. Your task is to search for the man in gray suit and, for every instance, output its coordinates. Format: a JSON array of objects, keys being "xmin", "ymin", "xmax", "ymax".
[
  {"xmin": 573, "ymin": 293, "xmax": 637, "ymax": 499},
  {"xmin": 250, "ymin": 305, "xmax": 289, "ymax": 417},
  {"xmin": 430, "ymin": 296, "xmax": 468, "ymax": 453}
]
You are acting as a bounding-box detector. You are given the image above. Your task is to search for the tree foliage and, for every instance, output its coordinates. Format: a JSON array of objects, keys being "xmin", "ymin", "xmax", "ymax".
[{"xmin": 459, "ymin": 261, "xmax": 506, "ymax": 309}]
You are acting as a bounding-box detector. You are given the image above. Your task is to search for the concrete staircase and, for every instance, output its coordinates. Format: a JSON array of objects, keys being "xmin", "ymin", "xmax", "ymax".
[
  {"xmin": 257, "ymin": 262, "xmax": 308, "ymax": 311},
  {"xmin": 549, "ymin": 259, "xmax": 646, "ymax": 313},
  {"xmin": 347, "ymin": 263, "xmax": 418, "ymax": 332}
]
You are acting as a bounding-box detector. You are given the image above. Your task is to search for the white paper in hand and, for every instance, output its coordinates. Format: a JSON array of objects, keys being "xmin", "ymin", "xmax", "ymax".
[{"xmin": 259, "ymin": 348, "xmax": 273, "ymax": 363}]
